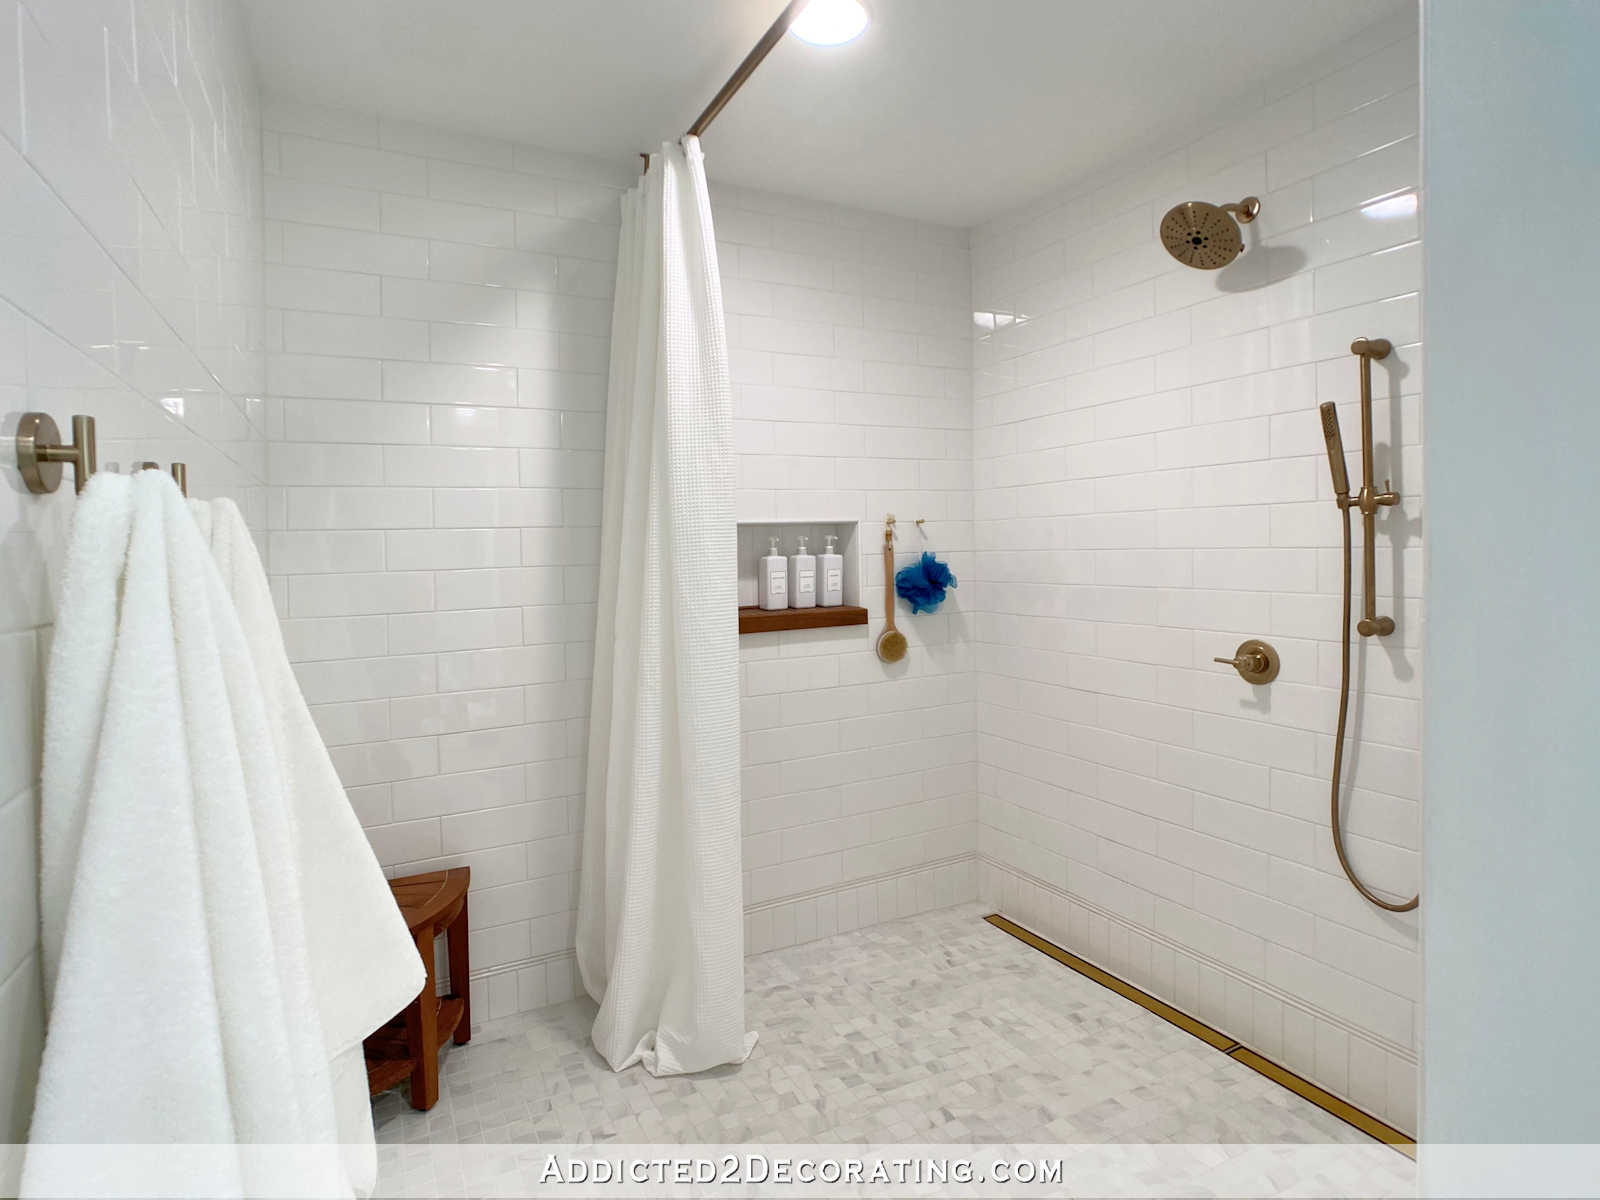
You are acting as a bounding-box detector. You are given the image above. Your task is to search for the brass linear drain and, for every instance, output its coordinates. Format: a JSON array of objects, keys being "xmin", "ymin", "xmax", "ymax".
[{"xmin": 984, "ymin": 913, "xmax": 1415, "ymax": 1157}]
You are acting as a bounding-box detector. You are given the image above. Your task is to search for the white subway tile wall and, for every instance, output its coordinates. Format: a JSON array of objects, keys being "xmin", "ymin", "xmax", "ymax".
[
  {"xmin": 0, "ymin": 4, "xmax": 1425, "ymax": 1142},
  {"xmin": 970, "ymin": 16, "xmax": 1420, "ymax": 1133},
  {"xmin": 265, "ymin": 110, "xmax": 981, "ymax": 1027},
  {"xmin": 716, "ymin": 183, "xmax": 979, "ymax": 943},
  {"xmin": 0, "ymin": 0, "xmax": 265, "ymax": 1147},
  {"xmin": 261, "ymin": 102, "xmax": 632, "ymax": 1022}
]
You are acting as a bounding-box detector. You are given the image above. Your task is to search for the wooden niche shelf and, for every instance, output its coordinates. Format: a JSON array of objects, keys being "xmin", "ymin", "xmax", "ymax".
[
  {"xmin": 738, "ymin": 605, "xmax": 869, "ymax": 635},
  {"xmin": 736, "ymin": 520, "xmax": 865, "ymax": 636}
]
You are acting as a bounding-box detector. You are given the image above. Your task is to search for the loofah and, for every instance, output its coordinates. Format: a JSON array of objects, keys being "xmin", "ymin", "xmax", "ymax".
[{"xmin": 894, "ymin": 551, "xmax": 958, "ymax": 614}]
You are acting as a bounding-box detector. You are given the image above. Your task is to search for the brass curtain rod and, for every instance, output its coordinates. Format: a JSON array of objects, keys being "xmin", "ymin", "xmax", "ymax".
[
  {"xmin": 642, "ymin": 0, "xmax": 805, "ymax": 172},
  {"xmin": 687, "ymin": 0, "xmax": 807, "ymax": 138}
]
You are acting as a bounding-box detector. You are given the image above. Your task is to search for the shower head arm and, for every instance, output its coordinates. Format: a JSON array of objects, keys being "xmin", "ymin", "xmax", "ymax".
[{"xmin": 1220, "ymin": 196, "xmax": 1261, "ymax": 223}]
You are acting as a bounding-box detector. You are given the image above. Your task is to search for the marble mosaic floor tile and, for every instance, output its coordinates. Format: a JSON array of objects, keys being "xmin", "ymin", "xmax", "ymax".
[{"xmin": 372, "ymin": 904, "xmax": 1374, "ymax": 1147}]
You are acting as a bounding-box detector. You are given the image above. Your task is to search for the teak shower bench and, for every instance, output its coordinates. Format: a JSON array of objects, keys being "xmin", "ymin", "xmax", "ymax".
[{"xmin": 363, "ymin": 867, "xmax": 472, "ymax": 1110}]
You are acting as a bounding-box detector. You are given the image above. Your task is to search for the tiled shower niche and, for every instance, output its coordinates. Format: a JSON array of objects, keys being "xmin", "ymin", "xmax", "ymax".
[{"xmin": 736, "ymin": 520, "xmax": 864, "ymax": 632}]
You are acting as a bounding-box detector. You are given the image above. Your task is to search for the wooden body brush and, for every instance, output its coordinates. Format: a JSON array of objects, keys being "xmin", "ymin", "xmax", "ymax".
[{"xmin": 876, "ymin": 536, "xmax": 907, "ymax": 663}]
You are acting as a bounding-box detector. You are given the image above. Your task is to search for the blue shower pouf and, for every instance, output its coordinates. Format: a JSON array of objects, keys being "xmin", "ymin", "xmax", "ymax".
[{"xmin": 895, "ymin": 551, "xmax": 958, "ymax": 614}]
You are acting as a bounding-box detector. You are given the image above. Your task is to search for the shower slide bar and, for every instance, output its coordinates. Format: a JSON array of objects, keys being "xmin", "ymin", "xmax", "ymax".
[
  {"xmin": 1318, "ymin": 340, "xmax": 1418, "ymax": 914},
  {"xmin": 14, "ymin": 411, "xmax": 189, "ymax": 496},
  {"xmin": 1323, "ymin": 338, "xmax": 1399, "ymax": 637}
]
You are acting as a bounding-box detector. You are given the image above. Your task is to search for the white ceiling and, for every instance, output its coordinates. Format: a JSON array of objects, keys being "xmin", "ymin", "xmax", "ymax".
[{"xmin": 242, "ymin": 0, "xmax": 1411, "ymax": 226}]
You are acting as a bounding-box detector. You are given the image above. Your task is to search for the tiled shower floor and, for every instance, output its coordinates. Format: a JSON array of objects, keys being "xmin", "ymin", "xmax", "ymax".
[{"xmin": 372, "ymin": 904, "xmax": 1373, "ymax": 1145}]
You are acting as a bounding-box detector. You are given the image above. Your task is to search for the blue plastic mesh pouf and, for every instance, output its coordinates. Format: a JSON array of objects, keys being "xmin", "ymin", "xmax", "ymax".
[{"xmin": 894, "ymin": 551, "xmax": 958, "ymax": 614}]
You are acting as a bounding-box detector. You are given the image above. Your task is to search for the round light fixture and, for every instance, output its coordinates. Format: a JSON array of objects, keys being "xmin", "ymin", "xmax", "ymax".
[{"xmin": 788, "ymin": 0, "xmax": 869, "ymax": 46}]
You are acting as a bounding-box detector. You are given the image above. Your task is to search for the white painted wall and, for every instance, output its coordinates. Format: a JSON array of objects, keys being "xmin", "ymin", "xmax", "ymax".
[
  {"xmin": 1421, "ymin": 0, "xmax": 1600, "ymax": 1145},
  {"xmin": 0, "ymin": 0, "xmax": 264, "ymax": 1150},
  {"xmin": 969, "ymin": 13, "xmax": 1421, "ymax": 1133}
]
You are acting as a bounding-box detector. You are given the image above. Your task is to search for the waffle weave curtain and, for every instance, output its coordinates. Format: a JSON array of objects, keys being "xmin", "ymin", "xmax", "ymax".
[{"xmin": 575, "ymin": 136, "xmax": 755, "ymax": 1075}]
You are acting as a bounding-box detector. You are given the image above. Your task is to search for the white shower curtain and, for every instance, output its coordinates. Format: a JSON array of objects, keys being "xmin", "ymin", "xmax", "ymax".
[{"xmin": 575, "ymin": 136, "xmax": 756, "ymax": 1075}]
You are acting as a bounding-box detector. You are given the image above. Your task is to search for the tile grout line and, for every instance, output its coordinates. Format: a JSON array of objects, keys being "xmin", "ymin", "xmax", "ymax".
[{"xmin": 983, "ymin": 912, "xmax": 1415, "ymax": 1157}]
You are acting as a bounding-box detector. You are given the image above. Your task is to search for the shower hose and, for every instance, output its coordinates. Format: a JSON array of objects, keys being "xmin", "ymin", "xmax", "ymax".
[{"xmin": 1332, "ymin": 504, "xmax": 1419, "ymax": 913}]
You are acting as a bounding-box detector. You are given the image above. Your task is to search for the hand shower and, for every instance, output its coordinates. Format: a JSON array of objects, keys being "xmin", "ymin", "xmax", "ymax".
[
  {"xmin": 1319, "ymin": 402, "xmax": 1350, "ymax": 498},
  {"xmin": 1321, "ymin": 339, "xmax": 1417, "ymax": 913}
]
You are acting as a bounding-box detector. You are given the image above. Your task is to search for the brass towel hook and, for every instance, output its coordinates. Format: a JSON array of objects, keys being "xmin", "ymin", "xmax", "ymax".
[
  {"xmin": 137, "ymin": 461, "xmax": 190, "ymax": 496},
  {"xmin": 15, "ymin": 412, "xmax": 96, "ymax": 494},
  {"xmin": 884, "ymin": 513, "xmax": 925, "ymax": 546},
  {"xmin": 16, "ymin": 413, "xmax": 190, "ymax": 498}
]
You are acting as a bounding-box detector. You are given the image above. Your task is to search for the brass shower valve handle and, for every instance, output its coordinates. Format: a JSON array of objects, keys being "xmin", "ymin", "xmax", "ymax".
[{"xmin": 1213, "ymin": 639, "xmax": 1280, "ymax": 685}]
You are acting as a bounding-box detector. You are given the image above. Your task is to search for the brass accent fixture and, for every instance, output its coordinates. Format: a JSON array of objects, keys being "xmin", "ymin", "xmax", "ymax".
[
  {"xmin": 984, "ymin": 914, "xmax": 1416, "ymax": 1154},
  {"xmin": 1158, "ymin": 197, "xmax": 1260, "ymax": 269},
  {"xmin": 14, "ymin": 411, "xmax": 191, "ymax": 498},
  {"xmin": 138, "ymin": 460, "xmax": 189, "ymax": 496},
  {"xmin": 687, "ymin": 0, "xmax": 807, "ymax": 138},
  {"xmin": 15, "ymin": 411, "xmax": 96, "ymax": 494},
  {"xmin": 1213, "ymin": 638, "xmax": 1279, "ymax": 684},
  {"xmin": 639, "ymin": 0, "xmax": 805, "ymax": 168},
  {"xmin": 883, "ymin": 512, "xmax": 924, "ymax": 532},
  {"xmin": 1319, "ymin": 339, "xmax": 1418, "ymax": 914},
  {"xmin": 1328, "ymin": 338, "xmax": 1400, "ymax": 637}
]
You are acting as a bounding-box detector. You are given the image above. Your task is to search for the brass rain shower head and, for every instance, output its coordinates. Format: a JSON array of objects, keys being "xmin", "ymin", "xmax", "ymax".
[{"xmin": 1159, "ymin": 196, "xmax": 1261, "ymax": 269}]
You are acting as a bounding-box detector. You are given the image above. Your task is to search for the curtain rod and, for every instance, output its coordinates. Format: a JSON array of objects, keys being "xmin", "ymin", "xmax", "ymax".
[
  {"xmin": 687, "ymin": 0, "xmax": 806, "ymax": 137},
  {"xmin": 640, "ymin": 0, "xmax": 806, "ymax": 174}
]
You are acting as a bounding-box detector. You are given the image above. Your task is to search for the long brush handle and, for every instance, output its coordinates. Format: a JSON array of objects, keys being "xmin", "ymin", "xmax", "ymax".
[{"xmin": 882, "ymin": 543, "xmax": 897, "ymax": 631}]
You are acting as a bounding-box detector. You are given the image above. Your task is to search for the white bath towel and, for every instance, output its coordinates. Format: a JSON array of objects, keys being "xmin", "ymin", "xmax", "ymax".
[
  {"xmin": 27, "ymin": 472, "xmax": 351, "ymax": 1198},
  {"xmin": 192, "ymin": 496, "xmax": 423, "ymax": 1192}
]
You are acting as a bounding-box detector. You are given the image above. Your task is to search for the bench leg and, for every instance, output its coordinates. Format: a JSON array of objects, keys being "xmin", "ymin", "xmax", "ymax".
[
  {"xmin": 448, "ymin": 894, "xmax": 471, "ymax": 1044},
  {"xmin": 405, "ymin": 926, "xmax": 439, "ymax": 1110}
]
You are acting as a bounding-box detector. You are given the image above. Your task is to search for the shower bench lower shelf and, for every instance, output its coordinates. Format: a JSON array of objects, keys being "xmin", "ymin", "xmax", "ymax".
[
  {"xmin": 364, "ymin": 995, "xmax": 466, "ymax": 1096},
  {"xmin": 738, "ymin": 604, "xmax": 868, "ymax": 635}
]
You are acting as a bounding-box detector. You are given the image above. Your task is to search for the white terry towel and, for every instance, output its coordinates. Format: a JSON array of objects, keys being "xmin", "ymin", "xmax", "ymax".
[
  {"xmin": 191, "ymin": 495, "xmax": 423, "ymax": 1193},
  {"xmin": 27, "ymin": 472, "xmax": 352, "ymax": 1199}
]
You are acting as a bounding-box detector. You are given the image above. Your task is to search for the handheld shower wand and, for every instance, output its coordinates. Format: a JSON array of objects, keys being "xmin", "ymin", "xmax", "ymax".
[
  {"xmin": 1319, "ymin": 402, "xmax": 1350, "ymax": 499},
  {"xmin": 1318, "ymin": 341, "xmax": 1417, "ymax": 913}
]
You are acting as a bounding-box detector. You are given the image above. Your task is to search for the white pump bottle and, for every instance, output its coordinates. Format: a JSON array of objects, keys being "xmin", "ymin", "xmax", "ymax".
[{"xmin": 758, "ymin": 536, "xmax": 787, "ymax": 610}]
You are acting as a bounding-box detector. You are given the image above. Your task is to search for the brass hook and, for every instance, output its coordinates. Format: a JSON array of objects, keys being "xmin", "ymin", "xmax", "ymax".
[
  {"xmin": 884, "ymin": 513, "xmax": 925, "ymax": 546},
  {"xmin": 15, "ymin": 412, "xmax": 96, "ymax": 494},
  {"xmin": 137, "ymin": 460, "xmax": 191, "ymax": 497}
]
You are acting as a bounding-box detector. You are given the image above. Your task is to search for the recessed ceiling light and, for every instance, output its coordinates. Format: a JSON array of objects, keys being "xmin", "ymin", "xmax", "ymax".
[{"xmin": 789, "ymin": 0, "xmax": 869, "ymax": 46}]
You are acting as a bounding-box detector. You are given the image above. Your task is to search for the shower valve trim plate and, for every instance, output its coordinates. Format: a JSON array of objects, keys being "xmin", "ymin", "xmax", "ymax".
[{"xmin": 1213, "ymin": 639, "xmax": 1280, "ymax": 685}]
